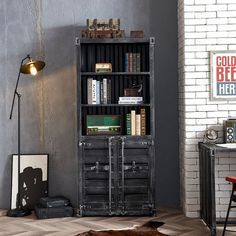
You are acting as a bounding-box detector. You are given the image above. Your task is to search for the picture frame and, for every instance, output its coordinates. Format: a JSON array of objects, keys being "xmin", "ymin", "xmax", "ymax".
[
  {"xmin": 10, "ymin": 154, "xmax": 49, "ymax": 210},
  {"xmin": 210, "ymin": 51, "xmax": 236, "ymax": 100}
]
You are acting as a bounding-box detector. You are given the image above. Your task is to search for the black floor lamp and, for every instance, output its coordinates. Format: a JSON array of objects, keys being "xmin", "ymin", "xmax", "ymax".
[{"xmin": 7, "ymin": 55, "xmax": 45, "ymax": 217}]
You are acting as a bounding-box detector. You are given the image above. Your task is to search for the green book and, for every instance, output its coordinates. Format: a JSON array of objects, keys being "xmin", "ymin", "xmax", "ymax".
[{"xmin": 126, "ymin": 113, "xmax": 131, "ymax": 135}]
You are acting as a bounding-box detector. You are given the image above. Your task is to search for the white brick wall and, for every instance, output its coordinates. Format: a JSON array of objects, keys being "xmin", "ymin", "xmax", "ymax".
[{"xmin": 178, "ymin": 0, "xmax": 236, "ymax": 218}]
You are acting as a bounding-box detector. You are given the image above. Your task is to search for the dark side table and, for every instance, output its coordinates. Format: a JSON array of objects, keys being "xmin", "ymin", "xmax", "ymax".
[{"xmin": 199, "ymin": 142, "xmax": 236, "ymax": 236}]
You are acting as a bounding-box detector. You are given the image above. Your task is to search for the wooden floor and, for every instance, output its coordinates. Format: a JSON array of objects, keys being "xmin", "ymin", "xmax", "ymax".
[{"xmin": 0, "ymin": 208, "xmax": 235, "ymax": 236}]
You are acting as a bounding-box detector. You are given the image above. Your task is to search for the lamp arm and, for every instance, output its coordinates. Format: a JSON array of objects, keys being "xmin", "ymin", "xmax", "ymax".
[{"xmin": 9, "ymin": 55, "xmax": 30, "ymax": 120}]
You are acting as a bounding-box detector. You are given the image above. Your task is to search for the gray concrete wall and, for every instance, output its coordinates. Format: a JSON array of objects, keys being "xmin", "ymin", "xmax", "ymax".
[
  {"xmin": 150, "ymin": 0, "xmax": 180, "ymax": 207},
  {"xmin": 0, "ymin": 0, "xmax": 151, "ymax": 209}
]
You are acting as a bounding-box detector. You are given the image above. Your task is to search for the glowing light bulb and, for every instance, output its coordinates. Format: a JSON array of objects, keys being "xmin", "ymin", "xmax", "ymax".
[{"xmin": 29, "ymin": 64, "xmax": 38, "ymax": 75}]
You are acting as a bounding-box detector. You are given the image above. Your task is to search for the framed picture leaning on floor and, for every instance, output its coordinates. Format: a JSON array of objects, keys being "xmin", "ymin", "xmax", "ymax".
[{"xmin": 10, "ymin": 154, "xmax": 49, "ymax": 210}]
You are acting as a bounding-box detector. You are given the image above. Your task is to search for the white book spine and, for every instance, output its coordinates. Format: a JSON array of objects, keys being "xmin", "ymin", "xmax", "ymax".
[
  {"xmin": 118, "ymin": 101, "xmax": 143, "ymax": 104},
  {"xmin": 103, "ymin": 78, "xmax": 107, "ymax": 104},
  {"xmin": 135, "ymin": 114, "xmax": 141, "ymax": 135},
  {"xmin": 92, "ymin": 79, "xmax": 97, "ymax": 104},
  {"xmin": 119, "ymin": 96, "xmax": 143, "ymax": 101},
  {"xmin": 131, "ymin": 110, "xmax": 136, "ymax": 136},
  {"xmin": 96, "ymin": 80, "xmax": 100, "ymax": 104}
]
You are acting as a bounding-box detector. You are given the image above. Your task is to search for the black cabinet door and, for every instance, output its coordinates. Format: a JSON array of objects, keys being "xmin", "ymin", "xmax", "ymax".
[
  {"xmin": 118, "ymin": 137, "xmax": 155, "ymax": 216},
  {"xmin": 80, "ymin": 138, "xmax": 113, "ymax": 216}
]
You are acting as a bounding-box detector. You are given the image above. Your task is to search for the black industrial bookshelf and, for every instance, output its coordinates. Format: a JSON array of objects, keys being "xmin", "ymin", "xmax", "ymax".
[{"xmin": 76, "ymin": 37, "xmax": 155, "ymax": 216}]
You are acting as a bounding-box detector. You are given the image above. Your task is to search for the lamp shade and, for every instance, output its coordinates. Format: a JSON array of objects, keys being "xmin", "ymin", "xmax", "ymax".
[{"xmin": 20, "ymin": 58, "xmax": 45, "ymax": 75}]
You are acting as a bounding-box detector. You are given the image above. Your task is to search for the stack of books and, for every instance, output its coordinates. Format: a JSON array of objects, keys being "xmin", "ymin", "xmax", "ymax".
[
  {"xmin": 126, "ymin": 108, "xmax": 146, "ymax": 136},
  {"xmin": 118, "ymin": 96, "xmax": 143, "ymax": 104},
  {"xmin": 124, "ymin": 53, "xmax": 141, "ymax": 72},
  {"xmin": 87, "ymin": 78, "xmax": 111, "ymax": 104}
]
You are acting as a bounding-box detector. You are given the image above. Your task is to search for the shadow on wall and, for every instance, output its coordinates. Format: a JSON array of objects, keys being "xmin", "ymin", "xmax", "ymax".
[
  {"xmin": 2, "ymin": 24, "xmax": 87, "ymax": 209},
  {"xmin": 43, "ymin": 25, "xmax": 86, "ymax": 73},
  {"xmin": 42, "ymin": 25, "xmax": 86, "ymax": 206}
]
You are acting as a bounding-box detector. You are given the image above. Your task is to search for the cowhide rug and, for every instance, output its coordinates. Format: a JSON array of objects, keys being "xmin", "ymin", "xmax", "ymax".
[{"xmin": 76, "ymin": 220, "xmax": 168, "ymax": 236}]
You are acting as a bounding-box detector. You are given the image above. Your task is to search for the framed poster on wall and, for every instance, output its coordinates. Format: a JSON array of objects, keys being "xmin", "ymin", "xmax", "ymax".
[
  {"xmin": 10, "ymin": 154, "xmax": 48, "ymax": 210},
  {"xmin": 211, "ymin": 51, "xmax": 236, "ymax": 100}
]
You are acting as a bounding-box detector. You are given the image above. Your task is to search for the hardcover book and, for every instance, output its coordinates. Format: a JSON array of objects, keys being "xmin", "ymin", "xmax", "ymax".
[
  {"xmin": 107, "ymin": 79, "xmax": 111, "ymax": 104},
  {"xmin": 135, "ymin": 114, "xmax": 141, "ymax": 135},
  {"xmin": 119, "ymin": 96, "xmax": 143, "ymax": 104},
  {"xmin": 87, "ymin": 78, "xmax": 93, "ymax": 104},
  {"xmin": 96, "ymin": 80, "xmax": 100, "ymax": 104},
  {"xmin": 129, "ymin": 53, "xmax": 133, "ymax": 72},
  {"xmin": 131, "ymin": 110, "xmax": 136, "ymax": 135},
  {"xmin": 103, "ymin": 78, "xmax": 108, "ymax": 104},
  {"xmin": 119, "ymin": 97, "xmax": 143, "ymax": 101},
  {"xmin": 126, "ymin": 113, "xmax": 131, "ymax": 135},
  {"xmin": 140, "ymin": 108, "xmax": 146, "ymax": 135},
  {"xmin": 132, "ymin": 53, "xmax": 136, "ymax": 72},
  {"xmin": 92, "ymin": 79, "xmax": 97, "ymax": 104},
  {"xmin": 136, "ymin": 53, "xmax": 141, "ymax": 72}
]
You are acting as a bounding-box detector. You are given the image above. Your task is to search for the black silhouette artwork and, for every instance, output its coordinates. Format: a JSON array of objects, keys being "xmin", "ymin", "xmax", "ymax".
[{"xmin": 18, "ymin": 167, "xmax": 48, "ymax": 210}]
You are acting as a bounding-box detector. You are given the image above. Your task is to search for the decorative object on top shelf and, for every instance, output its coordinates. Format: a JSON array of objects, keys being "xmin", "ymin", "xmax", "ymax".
[
  {"xmin": 203, "ymin": 129, "xmax": 218, "ymax": 144},
  {"xmin": 95, "ymin": 63, "xmax": 112, "ymax": 73},
  {"xmin": 130, "ymin": 30, "xmax": 144, "ymax": 38},
  {"xmin": 81, "ymin": 18, "xmax": 125, "ymax": 38}
]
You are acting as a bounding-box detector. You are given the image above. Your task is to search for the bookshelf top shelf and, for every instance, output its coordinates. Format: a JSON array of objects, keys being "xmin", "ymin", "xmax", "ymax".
[
  {"xmin": 81, "ymin": 104, "xmax": 151, "ymax": 107},
  {"xmin": 81, "ymin": 72, "xmax": 150, "ymax": 76}
]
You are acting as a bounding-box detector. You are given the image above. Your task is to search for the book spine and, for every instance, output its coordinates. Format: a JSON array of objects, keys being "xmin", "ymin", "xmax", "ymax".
[
  {"xmin": 118, "ymin": 101, "xmax": 143, "ymax": 104},
  {"xmin": 100, "ymin": 81, "xmax": 104, "ymax": 104},
  {"xmin": 125, "ymin": 53, "xmax": 129, "ymax": 72},
  {"xmin": 107, "ymin": 79, "xmax": 111, "ymax": 104},
  {"xmin": 129, "ymin": 53, "xmax": 133, "ymax": 72},
  {"xmin": 119, "ymin": 97, "xmax": 143, "ymax": 101},
  {"xmin": 136, "ymin": 53, "xmax": 141, "ymax": 72},
  {"xmin": 103, "ymin": 78, "xmax": 107, "ymax": 104},
  {"xmin": 140, "ymin": 108, "xmax": 146, "ymax": 135},
  {"xmin": 96, "ymin": 80, "xmax": 100, "ymax": 104},
  {"xmin": 92, "ymin": 79, "xmax": 97, "ymax": 104},
  {"xmin": 135, "ymin": 114, "xmax": 141, "ymax": 136},
  {"xmin": 131, "ymin": 110, "xmax": 136, "ymax": 135},
  {"xmin": 87, "ymin": 78, "xmax": 93, "ymax": 104},
  {"xmin": 126, "ymin": 113, "xmax": 131, "ymax": 135},
  {"xmin": 132, "ymin": 53, "xmax": 136, "ymax": 72}
]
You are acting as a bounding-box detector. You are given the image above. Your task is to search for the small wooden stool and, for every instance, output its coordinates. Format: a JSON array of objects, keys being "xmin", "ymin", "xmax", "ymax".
[{"xmin": 222, "ymin": 176, "xmax": 236, "ymax": 236}]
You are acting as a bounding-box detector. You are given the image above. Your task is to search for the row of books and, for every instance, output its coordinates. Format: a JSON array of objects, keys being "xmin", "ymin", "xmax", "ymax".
[
  {"xmin": 118, "ymin": 96, "xmax": 143, "ymax": 104},
  {"xmin": 124, "ymin": 53, "xmax": 141, "ymax": 72},
  {"xmin": 87, "ymin": 78, "xmax": 111, "ymax": 104},
  {"xmin": 126, "ymin": 109, "xmax": 146, "ymax": 135}
]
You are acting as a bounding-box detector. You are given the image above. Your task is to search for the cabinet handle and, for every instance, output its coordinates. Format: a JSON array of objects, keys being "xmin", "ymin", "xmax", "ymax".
[
  {"xmin": 121, "ymin": 137, "xmax": 125, "ymax": 214},
  {"xmin": 132, "ymin": 161, "xmax": 136, "ymax": 172},
  {"xmin": 108, "ymin": 137, "xmax": 113, "ymax": 215},
  {"xmin": 95, "ymin": 162, "xmax": 99, "ymax": 173}
]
